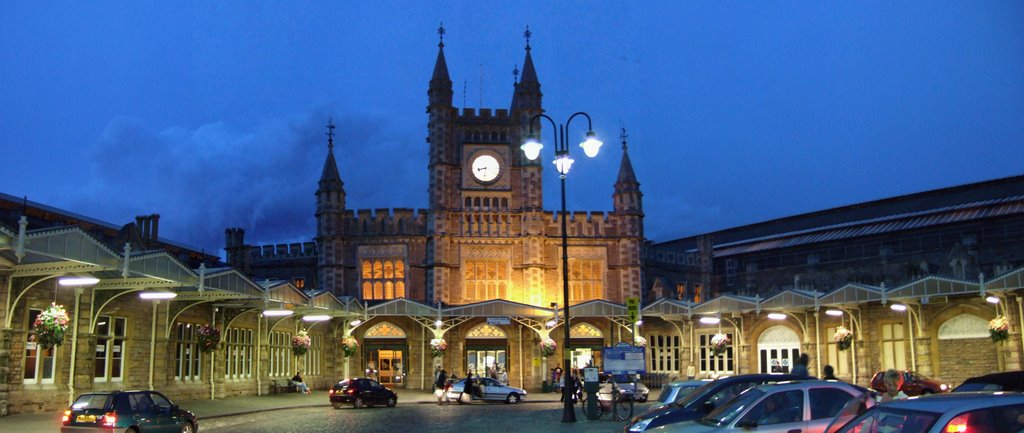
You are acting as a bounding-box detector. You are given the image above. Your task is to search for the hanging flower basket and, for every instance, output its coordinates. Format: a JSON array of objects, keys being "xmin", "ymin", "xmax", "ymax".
[
  {"xmin": 292, "ymin": 330, "xmax": 311, "ymax": 356},
  {"xmin": 539, "ymin": 337, "xmax": 557, "ymax": 357},
  {"xmin": 989, "ymin": 316, "xmax": 1010, "ymax": 343},
  {"xmin": 834, "ymin": 326, "xmax": 854, "ymax": 351},
  {"xmin": 33, "ymin": 303, "xmax": 70, "ymax": 349},
  {"xmin": 710, "ymin": 333, "xmax": 730, "ymax": 356},
  {"xmin": 197, "ymin": 324, "xmax": 221, "ymax": 353},
  {"xmin": 430, "ymin": 338, "xmax": 448, "ymax": 358},
  {"xmin": 634, "ymin": 336, "xmax": 648, "ymax": 347},
  {"xmin": 341, "ymin": 336, "xmax": 359, "ymax": 358}
]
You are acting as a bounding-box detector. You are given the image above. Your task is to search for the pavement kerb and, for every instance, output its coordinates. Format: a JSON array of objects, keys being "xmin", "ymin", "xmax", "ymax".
[{"xmin": 201, "ymin": 392, "xmax": 562, "ymax": 419}]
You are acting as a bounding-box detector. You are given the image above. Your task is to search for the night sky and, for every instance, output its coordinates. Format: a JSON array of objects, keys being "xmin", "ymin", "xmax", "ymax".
[{"xmin": 2, "ymin": 2, "xmax": 1022, "ymax": 256}]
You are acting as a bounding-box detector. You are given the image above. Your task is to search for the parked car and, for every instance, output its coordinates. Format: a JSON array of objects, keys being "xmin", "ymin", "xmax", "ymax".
[
  {"xmin": 953, "ymin": 370, "xmax": 1024, "ymax": 392},
  {"xmin": 446, "ymin": 377, "xmax": 527, "ymax": 404},
  {"xmin": 826, "ymin": 392, "xmax": 1024, "ymax": 433},
  {"xmin": 869, "ymin": 370, "xmax": 949, "ymax": 396},
  {"xmin": 648, "ymin": 380, "xmax": 869, "ymax": 433},
  {"xmin": 624, "ymin": 374, "xmax": 805, "ymax": 433},
  {"xmin": 61, "ymin": 390, "xmax": 198, "ymax": 433},
  {"xmin": 599, "ymin": 373, "xmax": 651, "ymax": 403},
  {"xmin": 654, "ymin": 380, "xmax": 714, "ymax": 406},
  {"xmin": 329, "ymin": 378, "xmax": 397, "ymax": 409}
]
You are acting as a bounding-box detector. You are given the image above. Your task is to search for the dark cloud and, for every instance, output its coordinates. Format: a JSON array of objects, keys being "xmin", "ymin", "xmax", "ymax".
[{"xmin": 68, "ymin": 110, "xmax": 425, "ymax": 256}]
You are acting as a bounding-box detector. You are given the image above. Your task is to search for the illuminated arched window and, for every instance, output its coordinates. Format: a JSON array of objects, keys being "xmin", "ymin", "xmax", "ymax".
[
  {"xmin": 463, "ymin": 259, "xmax": 509, "ymax": 301},
  {"xmin": 569, "ymin": 258, "xmax": 604, "ymax": 303},
  {"xmin": 360, "ymin": 258, "xmax": 408, "ymax": 301}
]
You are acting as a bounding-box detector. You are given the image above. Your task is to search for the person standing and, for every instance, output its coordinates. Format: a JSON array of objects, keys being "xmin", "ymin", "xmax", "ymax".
[
  {"xmin": 435, "ymin": 369, "xmax": 448, "ymax": 405},
  {"xmin": 821, "ymin": 365, "xmax": 838, "ymax": 381},
  {"xmin": 499, "ymin": 368, "xmax": 508, "ymax": 386},
  {"xmin": 878, "ymin": 369, "xmax": 909, "ymax": 402},
  {"xmin": 459, "ymin": 371, "xmax": 475, "ymax": 404},
  {"xmin": 791, "ymin": 354, "xmax": 810, "ymax": 377}
]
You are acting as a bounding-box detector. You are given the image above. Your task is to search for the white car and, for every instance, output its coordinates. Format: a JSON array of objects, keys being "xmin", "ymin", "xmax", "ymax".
[
  {"xmin": 649, "ymin": 380, "xmax": 867, "ymax": 433},
  {"xmin": 446, "ymin": 378, "xmax": 527, "ymax": 404},
  {"xmin": 827, "ymin": 392, "xmax": 1024, "ymax": 433}
]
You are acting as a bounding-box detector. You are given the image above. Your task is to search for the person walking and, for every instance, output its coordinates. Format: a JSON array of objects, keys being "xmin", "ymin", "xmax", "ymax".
[
  {"xmin": 459, "ymin": 371, "xmax": 475, "ymax": 404},
  {"xmin": 791, "ymin": 354, "xmax": 810, "ymax": 377},
  {"xmin": 821, "ymin": 365, "xmax": 838, "ymax": 381},
  {"xmin": 435, "ymin": 369, "xmax": 449, "ymax": 405}
]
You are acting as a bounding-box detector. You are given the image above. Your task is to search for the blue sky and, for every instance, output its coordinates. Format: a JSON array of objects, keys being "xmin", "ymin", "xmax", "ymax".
[{"xmin": 2, "ymin": 1, "xmax": 1022, "ymax": 255}]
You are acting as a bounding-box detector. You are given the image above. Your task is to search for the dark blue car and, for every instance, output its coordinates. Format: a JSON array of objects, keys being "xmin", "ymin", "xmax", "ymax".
[{"xmin": 624, "ymin": 374, "xmax": 805, "ymax": 433}]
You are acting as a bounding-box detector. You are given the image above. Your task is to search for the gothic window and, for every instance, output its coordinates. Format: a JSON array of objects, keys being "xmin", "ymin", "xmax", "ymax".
[
  {"xmin": 24, "ymin": 309, "xmax": 56, "ymax": 385},
  {"xmin": 268, "ymin": 331, "xmax": 292, "ymax": 377},
  {"xmin": 361, "ymin": 259, "xmax": 406, "ymax": 301},
  {"xmin": 648, "ymin": 334, "xmax": 680, "ymax": 373},
  {"xmin": 568, "ymin": 258, "xmax": 604, "ymax": 303},
  {"xmin": 224, "ymin": 328, "xmax": 253, "ymax": 379},
  {"xmin": 880, "ymin": 322, "xmax": 907, "ymax": 370},
  {"xmin": 364, "ymin": 322, "xmax": 407, "ymax": 338},
  {"xmin": 676, "ymin": 283, "xmax": 686, "ymax": 300},
  {"xmin": 466, "ymin": 323, "xmax": 508, "ymax": 339},
  {"xmin": 693, "ymin": 284, "xmax": 703, "ymax": 303},
  {"xmin": 569, "ymin": 323, "xmax": 604, "ymax": 339},
  {"xmin": 302, "ymin": 334, "xmax": 322, "ymax": 376},
  {"xmin": 293, "ymin": 277, "xmax": 305, "ymax": 289},
  {"xmin": 175, "ymin": 323, "xmax": 202, "ymax": 381},
  {"xmin": 699, "ymin": 333, "xmax": 734, "ymax": 374},
  {"xmin": 824, "ymin": 326, "xmax": 850, "ymax": 378},
  {"xmin": 463, "ymin": 259, "xmax": 509, "ymax": 301}
]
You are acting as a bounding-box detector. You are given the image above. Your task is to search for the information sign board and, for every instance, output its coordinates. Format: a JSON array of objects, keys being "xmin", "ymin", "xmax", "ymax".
[{"xmin": 602, "ymin": 345, "xmax": 646, "ymax": 375}]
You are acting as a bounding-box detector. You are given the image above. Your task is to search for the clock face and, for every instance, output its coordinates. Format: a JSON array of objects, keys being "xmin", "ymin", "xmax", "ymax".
[{"xmin": 471, "ymin": 154, "xmax": 501, "ymax": 183}]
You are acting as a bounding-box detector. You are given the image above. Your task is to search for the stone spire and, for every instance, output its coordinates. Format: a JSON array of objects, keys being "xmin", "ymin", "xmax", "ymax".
[
  {"xmin": 318, "ymin": 119, "xmax": 344, "ymax": 195},
  {"xmin": 429, "ymin": 22, "xmax": 453, "ymax": 107},
  {"xmin": 512, "ymin": 25, "xmax": 541, "ymax": 112},
  {"xmin": 614, "ymin": 128, "xmax": 643, "ymax": 216}
]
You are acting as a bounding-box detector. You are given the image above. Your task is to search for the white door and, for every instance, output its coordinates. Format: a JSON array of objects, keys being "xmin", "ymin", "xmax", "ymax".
[{"xmin": 757, "ymin": 326, "xmax": 801, "ymax": 374}]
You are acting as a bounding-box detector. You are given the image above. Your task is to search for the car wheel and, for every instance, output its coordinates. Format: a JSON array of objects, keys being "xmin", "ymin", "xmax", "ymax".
[
  {"xmin": 332, "ymin": 401, "xmax": 344, "ymax": 409},
  {"xmin": 353, "ymin": 397, "xmax": 364, "ymax": 409},
  {"xmin": 387, "ymin": 396, "xmax": 397, "ymax": 407},
  {"xmin": 181, "ymin": 423, "xmax": 195, "ymax": 433},
  {"xmin": 506, "ymin": 393, "xmax": 520, "ymax": 404}
]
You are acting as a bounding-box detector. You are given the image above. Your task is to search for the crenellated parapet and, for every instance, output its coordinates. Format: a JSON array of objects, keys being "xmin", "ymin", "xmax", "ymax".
[
  {"xmin": 340, "ymin": 208, "xmax": 430, "ymax": 236},
  {"xmin": 249, "ymin": 241, "xmax": 318, "ymax": 262},
  {"xmin": 540, "ymin": 210, "xmax": 615, "ymax": 237}
]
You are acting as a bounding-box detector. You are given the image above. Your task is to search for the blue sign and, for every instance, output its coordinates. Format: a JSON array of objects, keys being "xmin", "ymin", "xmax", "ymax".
[{"xmin": 602, "ymin": 346, "xmax": 646, "ymax": 375}]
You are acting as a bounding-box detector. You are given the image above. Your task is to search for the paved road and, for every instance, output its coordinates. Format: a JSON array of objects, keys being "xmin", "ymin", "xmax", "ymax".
[{"xmin": 202, "ymin": 401, "xmax": 631, "ymax": 433}]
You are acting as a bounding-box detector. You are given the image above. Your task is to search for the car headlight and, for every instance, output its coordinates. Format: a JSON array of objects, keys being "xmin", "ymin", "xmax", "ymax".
[
  {"xmin": 940, "ymin": 384, "xmax": 949, "ymax": 391},
  {"xmin": 628, "ymin": 418, "xmax": 652, "ymax": 432}
]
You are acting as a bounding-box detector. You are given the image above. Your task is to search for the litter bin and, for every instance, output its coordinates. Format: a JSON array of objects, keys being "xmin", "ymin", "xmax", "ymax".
[{"xmin": 542, "ymin": 380, "xmax": 550, "ymax": 393}]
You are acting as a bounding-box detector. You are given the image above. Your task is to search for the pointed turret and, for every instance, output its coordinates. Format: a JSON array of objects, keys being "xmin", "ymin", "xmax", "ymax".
[
  {"xmin": 613, "ymin": 128, "xmax": 643, "ymax": 217},
  {"xmin": 511, "ymin": 26, "xmax": 541, "ymax": 113},
  {"xmin": 316, "ymin": 119, "xmax": 345, "ymax": 225},
  {"xmin": 428, "ymin": 23, "xmax": 453, "ymax": 108}
]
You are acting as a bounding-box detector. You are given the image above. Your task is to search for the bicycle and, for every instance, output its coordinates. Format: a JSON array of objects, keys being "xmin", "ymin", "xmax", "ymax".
[{"xmin": 579, "ymin": 380, "xmax": 634, "ymax": 421}]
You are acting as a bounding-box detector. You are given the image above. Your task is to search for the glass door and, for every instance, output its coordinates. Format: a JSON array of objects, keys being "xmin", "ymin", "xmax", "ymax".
[
  {"xmin": 466, "ymin": 349, "xmax": 506, "ymax": 378},
  {"xmin": 370, "ymin": 349, "xmax": 404, "ymax": 386}
]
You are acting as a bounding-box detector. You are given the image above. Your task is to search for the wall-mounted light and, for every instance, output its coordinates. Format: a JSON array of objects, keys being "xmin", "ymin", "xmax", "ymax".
[
  {"xmin": 434, "ymin": 319, "xmax": 443, "ymax": 328},
  {"xmin": 635, "ymin": 319, "xmax": 643, "ymax": 326},
  {"xmin": 138, "ymin": 291, "xmax": 177, "ymax": 300},
  {"xmin": 767, "ymin": 313, "xmax": 787, "ymax": 320},
  {"xmin": 890, "ymin": 304, "xmax": 908, "ymax": 312},
  {"xmin": 303, "ymin": 315, "xmax": 331, "ymax": 322},
  {"xmin": 699, "ymin": 317, "xmax": 720, "ymax": 325},
  {"xmin": 59, "ymin": 276, "xmax": 100, "ymax": 286},
  {"xmin": 263, "ymin": 309, "xmax": 294, "ymax": 317},
  {"xmin": 986, "ymin": 296, "xmax": 1001, "ymax": 304},
  {"xmin": 825, "ymin": 309, "xmax": 844, "ymax": 317},
  {"xmin": 349, "ymin": 319, "xmax": 363, "ymax": 327}
]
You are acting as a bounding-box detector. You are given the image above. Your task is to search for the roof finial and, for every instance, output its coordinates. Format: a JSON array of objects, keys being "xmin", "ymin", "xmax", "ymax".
[
  {"xmin": 513, "ymin": 63, "xmax": 519, "ymax": 84},
  {"xmin": 620, "ymin": 127, "xmax": 629, "ymax": 151},
  {"xmin": 326, "ymin": 117, "xmax": 336, "ymax": 151},
  {"xmin": 438, "ymin": 22, "xmax": 446, "ymax": 48},
  {"xmin": 523, "ymin": 25, "xmax": 532, "ymax": 50}
]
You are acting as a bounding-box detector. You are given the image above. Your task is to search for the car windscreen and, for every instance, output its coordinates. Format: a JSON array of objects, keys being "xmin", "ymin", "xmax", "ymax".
[
  {"xmin": 953, "ymin": 382, "xmax": 1002, "ymax": 392},
  {"xmin": 71, "ymin": 394, "xmax": 111, "ymax": 411},
  {"xmin": 671, "ymin": 381, "xmax": 719, "ymax": 408},
  {"xmin": 823, "ymin": 391, "xmax": 877, "ymax": 433},
  {"xmin": 701, "ymin": 388, "xmax": 765, "ymax": 426},
  {"xmin": 832, "ymin": 407, "xmax": 940, "ymax": 433}
]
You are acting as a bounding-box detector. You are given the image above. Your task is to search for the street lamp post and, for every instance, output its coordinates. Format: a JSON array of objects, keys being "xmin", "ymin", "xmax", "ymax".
[{"xmin": 521, "ymin": 112, "xmax": 603, "ymax": 423}]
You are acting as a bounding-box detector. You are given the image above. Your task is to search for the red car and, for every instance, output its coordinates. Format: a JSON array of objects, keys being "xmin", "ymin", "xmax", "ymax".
[{"xmin": 870, "ymin": 370, "xmax": 949, "ymax": 396}]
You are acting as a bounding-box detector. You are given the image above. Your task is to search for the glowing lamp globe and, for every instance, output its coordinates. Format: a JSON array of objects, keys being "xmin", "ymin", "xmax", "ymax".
[
  {"xmin": 553, "ymin": 153, "xmax": 574, "ymax": 175},
  {"xmin": 521, "ymin": 136, "xmax": 543, "ymax": 161},
  {"xmin": 579, "ymin": 131, "xmax": 603, "ymax": 158}
]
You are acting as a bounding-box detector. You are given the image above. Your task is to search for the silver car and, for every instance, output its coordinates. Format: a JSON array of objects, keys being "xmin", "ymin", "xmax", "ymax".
[
  {"xmin": 446, "ymin": 378, "xmax": 527, "ymax": 404},
  {"xmin": 827, "ymin": 392, "xmax": 1024, "ymax": 433},
  {"xmin": 649, "ymin": 380, "xmax": 867, "ymax": 433}
]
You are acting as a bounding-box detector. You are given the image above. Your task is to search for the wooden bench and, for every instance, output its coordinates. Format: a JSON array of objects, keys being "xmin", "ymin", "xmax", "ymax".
[{"xmin": 270, "ymin": 378, "xmax": 297, "ymax": 394}]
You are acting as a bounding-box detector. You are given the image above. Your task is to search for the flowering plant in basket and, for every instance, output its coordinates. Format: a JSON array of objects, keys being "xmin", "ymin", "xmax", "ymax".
[
  {"xmin": 33, "ymin": 303, "xmax": 70, "ymax": 349},
  {"xmin": 292, "ymin": 330, "xmax": 311, "ymax": 356},
  {"xmin": 990, "ymin": 316, "xmax": 1010, "ymax": 343},
  {"xmin": 197, "ymin": 324, "xmax": 221, "ymax": 353},
  {"xmin": 834, "ymin": 326, "xmax": 853, "ymax": 351},
  {"xmin": 539, "ymin": 337, "xmax": 557, "ymax": 357},
  {"xmin": 430, "ymin": 338, "xmax": 448, "ymax": 357},
  {"xmin": 710, "ymin": 333, "xmax": 730, "ymax": 356},
  {"xmin": 634, "ymin": 336, "xmax": 648, "ymax": 347},
  {"xmin": 341, "ymin": 336, "xmax": 359, "ymax": 357}
]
